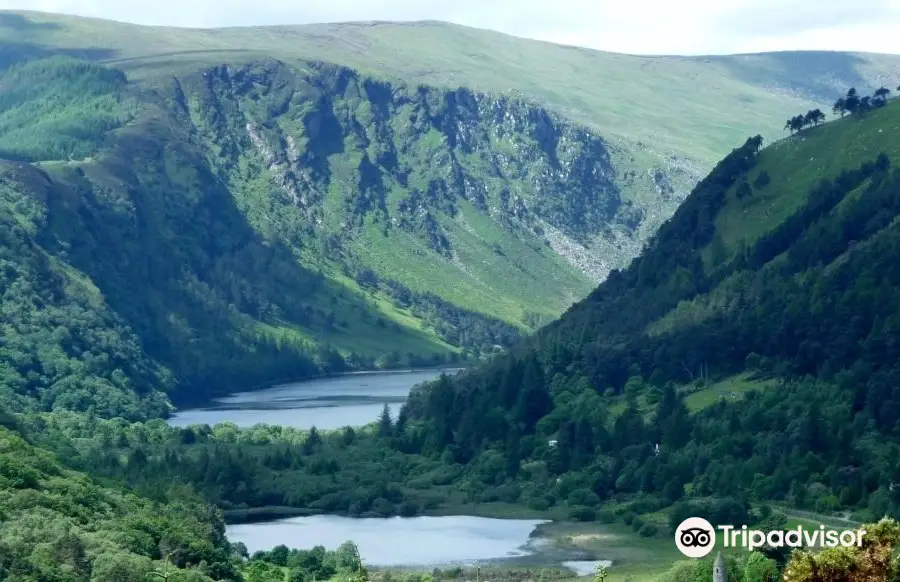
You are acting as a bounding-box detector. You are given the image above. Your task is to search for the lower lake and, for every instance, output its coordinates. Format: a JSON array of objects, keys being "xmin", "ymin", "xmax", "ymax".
[
  {"xmin": 226, "ymin": 515, "xmax": 602, "ymax": 570},
  {"xmin": 167, "ymin": 368, "xmax": 459, "ymax": 429}
]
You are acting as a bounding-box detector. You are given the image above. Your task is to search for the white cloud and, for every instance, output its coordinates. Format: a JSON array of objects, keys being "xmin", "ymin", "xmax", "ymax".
[{"xmin": 1, "ymin": 0, "xmax": 899, "ymax": 55}]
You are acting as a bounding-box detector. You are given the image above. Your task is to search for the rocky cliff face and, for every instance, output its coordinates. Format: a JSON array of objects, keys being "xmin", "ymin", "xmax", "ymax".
[{"xmin": 168, "ymin": 60, "xmax": 678, "ymax": 289}]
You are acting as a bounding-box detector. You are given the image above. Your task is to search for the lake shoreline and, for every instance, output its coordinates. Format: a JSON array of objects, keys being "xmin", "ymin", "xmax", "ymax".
[{"xmin": 223, "ymin": 501, "xmax": 564, "ymax": 525}]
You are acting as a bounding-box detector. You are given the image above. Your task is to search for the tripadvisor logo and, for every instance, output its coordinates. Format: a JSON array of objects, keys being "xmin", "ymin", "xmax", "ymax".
[
  {"xmin": 674, "ymin": 517, "xmax": 868, "ymax": 558},
  {"xmin": 675, "ymin": 517, "xmax": 716, "ymax": 558}
]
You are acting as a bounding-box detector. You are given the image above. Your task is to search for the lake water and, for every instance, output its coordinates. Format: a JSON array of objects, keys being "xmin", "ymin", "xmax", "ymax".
[
  {"xmin": 168, "ymin": 368, "xmax": 459, "ymax": 429},
  {"xmin": 227, "ymin": 515, "xmax": 552, "ymax": 567}
]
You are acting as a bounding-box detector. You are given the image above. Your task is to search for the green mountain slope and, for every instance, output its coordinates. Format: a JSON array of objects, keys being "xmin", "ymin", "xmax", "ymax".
[
  {"xmin": 406, "ymin": 97, "xmax": 900, "ymax": 523},
  {"xmin": 0, "ymin": 57, "xmax": 464, "ymax": 417},
  {"xmin": 0, "ymin": 53, "xmax": 632, "ymax": 415}
]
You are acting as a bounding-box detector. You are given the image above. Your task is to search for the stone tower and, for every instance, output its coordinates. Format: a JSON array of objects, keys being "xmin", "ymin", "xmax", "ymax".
[{"xmin": 713, "ymin": 552, "xmax": 726, "ymax": 582}]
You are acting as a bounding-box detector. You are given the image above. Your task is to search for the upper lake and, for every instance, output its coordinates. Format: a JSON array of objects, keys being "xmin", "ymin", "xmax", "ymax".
[{"xmin": 167, "ymin": 368, "xmax": 459, "ymax": 429}]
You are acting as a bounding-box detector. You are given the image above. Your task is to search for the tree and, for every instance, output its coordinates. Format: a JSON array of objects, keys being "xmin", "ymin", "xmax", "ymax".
[
  {"xmin": 782, "ymin": 518, "xmax": 900, "ymax": 581},
  {"xmin": 859, "ymin": 95, "xmax": 873, "ymax": 114},
  {"xmin": 874, "ymin": 86, "xmax": 891, "ymax": 106},
  {"xmin": 744, "ymin": 552, "xmax": 778, "ymax": 582},
  {"xmin": 515, "ymin": 356, "xmax": 550, "ymax": 432},
  {"xmin": 833, "ymin": 97, "xmax": 848, "ymax": 118},
  {"xmin": 785, "ymin": 115, "xmax": 805, "ymax": 134},
  {"xmin": 845, "ymin": 88, "xmax": 860, "ymax": 113},
  {"xmin": 378, "ymin": 404, "xmax": 393, "ymax": 437},
  {"xmin": 747, "ymin": 134, "xmax": 764, "ymax": 153},
  {"xmin": 394, "ymin": 405, "xmax": 408, "ymax": 437},
  {"xmin": 753, "ymin": 171, "xmax": 771, "ymax": 189},
  {"xmin": 804, "ymin": 109, "xmax": 825, "ymax": 127},
  {"xmin": 784, "ymin": 118, "xmax": 794, "ymax": 134}
]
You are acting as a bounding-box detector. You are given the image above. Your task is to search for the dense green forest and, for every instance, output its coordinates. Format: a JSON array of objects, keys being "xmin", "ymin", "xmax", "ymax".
[{"xmin": 0, "ymin": 420, "xmax": 242, "ymax": 581}]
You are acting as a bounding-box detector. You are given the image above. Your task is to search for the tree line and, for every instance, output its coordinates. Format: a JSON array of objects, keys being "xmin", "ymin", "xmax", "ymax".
[{"xmin": 784, "ymin": 84, "xmax": 896, "ymax": 134}]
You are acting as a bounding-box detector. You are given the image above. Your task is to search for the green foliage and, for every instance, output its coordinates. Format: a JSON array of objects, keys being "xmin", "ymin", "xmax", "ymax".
[
  {"xmin": 0, "ymin": 56, "xmax": 133, "ymax": 161},
  {"xmin": 0, "ymin": 424, "xmax": 239, "ymax": 581},
  {"xmin": 782, "ymin": 517, "xmax": 900, "ymax": 581},
  {"xmin": 0, "ymin": 164, "xmax": 170, "ymax": 419},
  {"xmin": 23, "ymin": 410, "xmax": 454, "ymax": 517},
  {"xmin": 0, "ymin": 58, "xmax": 474, "ymax": 418}
]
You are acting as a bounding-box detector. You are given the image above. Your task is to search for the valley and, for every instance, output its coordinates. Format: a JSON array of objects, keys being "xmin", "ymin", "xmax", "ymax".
[{"xmin": 2, "ymin": 6, "xmax": 900, "ymax": 582}]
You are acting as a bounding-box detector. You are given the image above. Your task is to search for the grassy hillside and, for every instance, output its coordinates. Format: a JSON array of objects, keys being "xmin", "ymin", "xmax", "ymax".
[{"xmin": 0, "ymin": 57, "xmax": 470, "ymax": 418}]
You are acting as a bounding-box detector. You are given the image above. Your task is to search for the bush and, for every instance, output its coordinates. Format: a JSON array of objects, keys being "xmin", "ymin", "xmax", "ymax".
[
  {"xmin": 597, "ymin": 509, "xmax": 616, "ymax": 523},
  {"xmin": 399, "ymin": 501, "xmax": 418, "ymax": 517},
  {"xmin": 527, "ymin": 497, "xmax": 551, "ymax": 511},
  {"xmin": 638, "ymin": 523, "xmax": 658, "ymax": 538},
  {"xmin": 753, "ymin": 171, "xmax": 771, "ymax": 189},
  {"xmin": 622, "ymin": 511, "xmax": 636, "ymax": 526},
  {"xmin": 569, "ymin": 506, "xmax": 596, "ymax": 522}
]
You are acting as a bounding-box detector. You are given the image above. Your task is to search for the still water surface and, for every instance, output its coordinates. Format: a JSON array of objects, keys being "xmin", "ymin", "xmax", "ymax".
[
  {"xmin": 168, "ymin": 368, "xmax": 459, "ymax": 429},
  {"xmin": 227, "ymin": 515, "xmax": 549, "ymax": 567}
]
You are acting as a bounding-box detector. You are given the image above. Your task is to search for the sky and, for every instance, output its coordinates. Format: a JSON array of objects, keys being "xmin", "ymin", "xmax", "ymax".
[{"xmin": 1, "ymin": 0, "xmax": 899, "ymax": 55}]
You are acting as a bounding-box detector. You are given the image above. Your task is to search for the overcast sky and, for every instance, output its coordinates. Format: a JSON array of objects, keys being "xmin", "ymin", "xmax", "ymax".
[{"xmin": 2, "ymin": 0, "xmax": 899, "ymax": 55}]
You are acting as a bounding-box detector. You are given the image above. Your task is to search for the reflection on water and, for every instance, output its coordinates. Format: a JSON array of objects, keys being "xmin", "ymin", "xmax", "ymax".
[{"xmin": 168, "ymin": 368, "xmax": 460, "ymax": 429}]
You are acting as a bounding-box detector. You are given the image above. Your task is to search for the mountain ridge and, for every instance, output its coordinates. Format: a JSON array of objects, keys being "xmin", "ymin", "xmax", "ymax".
[{"xmin": 6, "ymin": 9, "xmax": 899, "ymax": 59}]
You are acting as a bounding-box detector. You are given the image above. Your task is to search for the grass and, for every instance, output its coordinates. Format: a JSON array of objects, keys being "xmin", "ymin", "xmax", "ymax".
[
  {"xmin": 3, "ymin": 11, "xmax": 898, "ymax": 339},
  {"xmin": 713, "ymin": 99, "xmax": 900, "ymax": 255},
  {"xmin": 648, "ymin": 100, "xmax": 900, "ymax": 342},
  {"xmin": 604, "ymin": 373, "xmax": 774, "ymax": 420},
  {"xmin": 538, "ymin": 520, "xmax": 682, "ymax": 581},
  {"xmin": 353, "ymin": 201, "xmax": 593, "ymax": 325},
  {"xmin": 682, "ymin": 373, "xmax": 776, "ymax": 412}
]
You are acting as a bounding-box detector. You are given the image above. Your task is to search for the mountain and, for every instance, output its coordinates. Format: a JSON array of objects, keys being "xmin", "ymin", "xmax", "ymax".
[
  {"xmin": 406, "ymin": 95, "xmax": 900, "ymax": 522},
  {"xmin": 1, "ymin": 10, "xmax": 899, "ymax": 418}
]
